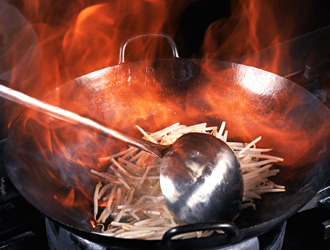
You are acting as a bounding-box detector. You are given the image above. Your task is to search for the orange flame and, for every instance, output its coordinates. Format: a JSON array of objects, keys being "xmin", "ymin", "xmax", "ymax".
[
  {"xmin": 202, "ymin": 0, "xmax": 318, "ymax": 74},
  {"xmin": 90, "ymin": 220, "xmax": 96, "ymax": 229},
  {"xmin": 2, "ymin": 0, "xmax": 321, "ymax": 98},
  {"xmin": 2, "ymin": 0, "xmax": 329, "ymax": 227}
]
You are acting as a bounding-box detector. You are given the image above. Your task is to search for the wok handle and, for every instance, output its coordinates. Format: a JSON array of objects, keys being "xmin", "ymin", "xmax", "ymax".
[
  {"xmin": 160, "ymin": 221, "xmax": 243, "ymax": 248},
  {"xmin": 119, "ymin": 33, "xmax": 180, "ymax": 64}
]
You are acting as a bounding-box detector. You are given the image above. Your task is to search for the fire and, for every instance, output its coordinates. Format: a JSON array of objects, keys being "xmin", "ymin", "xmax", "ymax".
[
  {"xmin": 0, "ymin": 0, "xmax": 318, "ymax": 111},
  {"xmin": 90, "ymin": 220, "xmax": 96, "ymax": 229},
  {"xmin": 1, "ymin": 0, "xmax": 329, "ymax": 233},
  {"xmin": 202, "ymin": 0, "xmax": 316, "ymax": 75},
  {"xmin": 0, "ymin": 0, "xmax": 195, "ymax": 132}
]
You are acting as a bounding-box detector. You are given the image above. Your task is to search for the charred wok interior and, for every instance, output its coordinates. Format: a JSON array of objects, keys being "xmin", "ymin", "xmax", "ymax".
[{"xmin": 1, "ymin": 0, "xmax": 330, "ymax": 249}]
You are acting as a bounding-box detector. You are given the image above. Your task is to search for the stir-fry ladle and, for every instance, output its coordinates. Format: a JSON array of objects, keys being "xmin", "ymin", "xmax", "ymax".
[{"xmin": 0, "ymin": 84, "xmax": 243, "ymax": 224}]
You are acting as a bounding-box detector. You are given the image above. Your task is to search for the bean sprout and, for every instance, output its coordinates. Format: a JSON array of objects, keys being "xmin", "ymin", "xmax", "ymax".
[{"xmin": 91, "ymin": 122, "xmax": 285, "ymax": 239}]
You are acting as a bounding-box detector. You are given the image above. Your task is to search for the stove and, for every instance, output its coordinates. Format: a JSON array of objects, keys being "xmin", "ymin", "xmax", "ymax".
[{"xmin": 1, "ymin": 0, "xmax": 330, "ymax": 249}]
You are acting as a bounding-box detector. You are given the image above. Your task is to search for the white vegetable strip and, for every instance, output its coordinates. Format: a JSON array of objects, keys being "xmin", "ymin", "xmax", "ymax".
[
  {"xmin": 98, "ymin": 183, "xmax": 115, "ymax": 199},
  {"xmin": 97, "ymin": 185, "xmax": 117, "ymax": 223},
  {"xmin": 99, "ymin": 147, "xmax": 137, "ymax": 161},
  {"xmin": 217, "ymin": 121, "xmax": 226, "ymax": 138},
  {"xmin": 136, "ymin": 125, "xmax": 158, "ymax": 143},
  {"xmin": 150, "ymin": 122, "xmax": 181, "ymax": 140},
  {"xmin": 139, "ymin": 164, "xmax": 152, "ymax": 186},
  {"xmin": 90, "ymin": 169, "xmax": 117, "ymax": 181},
  {"xmin": 90, "ymin": 122, "xmax": 285, "ymax": 240},
  {"xmin": 238, "ymin": 136, "xmax": 262, "ymax": 156},
  {"xmin": 93, "ymin": 182, "xmax": 102, "ymax": 221},
  {"xmin": 241, "ymin": 159, "xmax": 280, "ymax": 169}
]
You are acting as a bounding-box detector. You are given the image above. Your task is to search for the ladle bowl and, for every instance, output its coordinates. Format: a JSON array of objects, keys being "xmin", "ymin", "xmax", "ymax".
[{"xmin": 161, "ymin": 132, "xmax": 242, "ymax": 223}]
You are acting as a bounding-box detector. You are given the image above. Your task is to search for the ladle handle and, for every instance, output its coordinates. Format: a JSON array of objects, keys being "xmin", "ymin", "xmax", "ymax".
[
  {"xmin": 161, "ymin": 221, "xmax": 242, "ymax": 249},
  {"xmin": 119, "ymin": 33, "xmax": 179, "ymax": 64},
  {"xmin": 0, "ymin": 84, "xmax": 167, "ymax": 157}
]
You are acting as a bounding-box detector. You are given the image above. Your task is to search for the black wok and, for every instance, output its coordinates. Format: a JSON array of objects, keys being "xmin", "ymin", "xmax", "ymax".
[{"xmin": 4, "ymin": 54, "xmax": 330, "ymax": 248}]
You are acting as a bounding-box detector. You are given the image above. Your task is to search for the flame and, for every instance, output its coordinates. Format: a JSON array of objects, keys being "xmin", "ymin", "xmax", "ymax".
[
  {"xmin": 1, "ymin": 0, "xmax": 320, "ymax": 120},
  {"xmin": 1, "ymin": 0, "xmax": 200, "ymax": 133},
  {"xmin": 202, "ymin": 0, "xmax": 316, "ymax": 75},
  {"xmin": 90, "ymin": 220, "xmax": 96, "ymax": 229},
  {"xmin": 1, "ymin": 0, "xmax": 329, "ymax": 231}
]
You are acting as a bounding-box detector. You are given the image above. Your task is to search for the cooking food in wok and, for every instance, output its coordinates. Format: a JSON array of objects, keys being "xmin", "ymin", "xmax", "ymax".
[
  {"xmin": 91, "ymin": 121, "xmax": 284, "ymax": 240},
  {"xmin": 5, "ymin": 58, "xmax": 330, "ymax": 245}
]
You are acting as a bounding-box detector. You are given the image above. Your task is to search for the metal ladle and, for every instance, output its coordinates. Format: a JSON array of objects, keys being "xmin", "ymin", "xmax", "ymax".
[{"xmin": 0, "ymin": 84, "xmax": 243, "ymax": 224}]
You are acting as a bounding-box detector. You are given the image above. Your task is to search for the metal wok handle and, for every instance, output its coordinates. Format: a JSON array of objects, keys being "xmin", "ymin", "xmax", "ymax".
[
  {"xmin": 160, "ymin": 221, "xmax": 243, "ymax": 249},
  {"xmin": 119, "ymin": 33, "xmax": 180, "ymax": 64}
]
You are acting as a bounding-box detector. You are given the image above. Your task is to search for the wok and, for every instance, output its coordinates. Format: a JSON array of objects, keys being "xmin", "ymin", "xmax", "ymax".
[{"xmin": 4, "ymin": 35, "xmax": 330, "ymax": 249}]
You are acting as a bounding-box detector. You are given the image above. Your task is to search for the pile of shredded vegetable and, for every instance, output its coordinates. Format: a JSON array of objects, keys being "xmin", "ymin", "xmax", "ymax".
[{"xmin": 91, "ymin": 122, "xmax": 285, "ymax": 239}]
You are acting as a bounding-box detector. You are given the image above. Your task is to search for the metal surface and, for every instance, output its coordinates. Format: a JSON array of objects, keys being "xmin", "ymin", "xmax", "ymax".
[
  {"xmin": 119, "ymin": 33, "xmax": 179, "ymax": 64},
  {"xmin": 0, "ymin": 84, "xmax": 243, "ymax": 224},
  {"xmin": 4, "ymin": 58, "xmax": 330, "ymax": 247},
  {"xmin": 160, "ymin": 133, "xmax": 242, "ymax": 223}
]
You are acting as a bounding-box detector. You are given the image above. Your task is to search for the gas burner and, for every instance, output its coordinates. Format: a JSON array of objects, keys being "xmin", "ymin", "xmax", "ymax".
[{"xmin": 45, "ymin": 218, "xmax": 287, "ymax": 250}]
